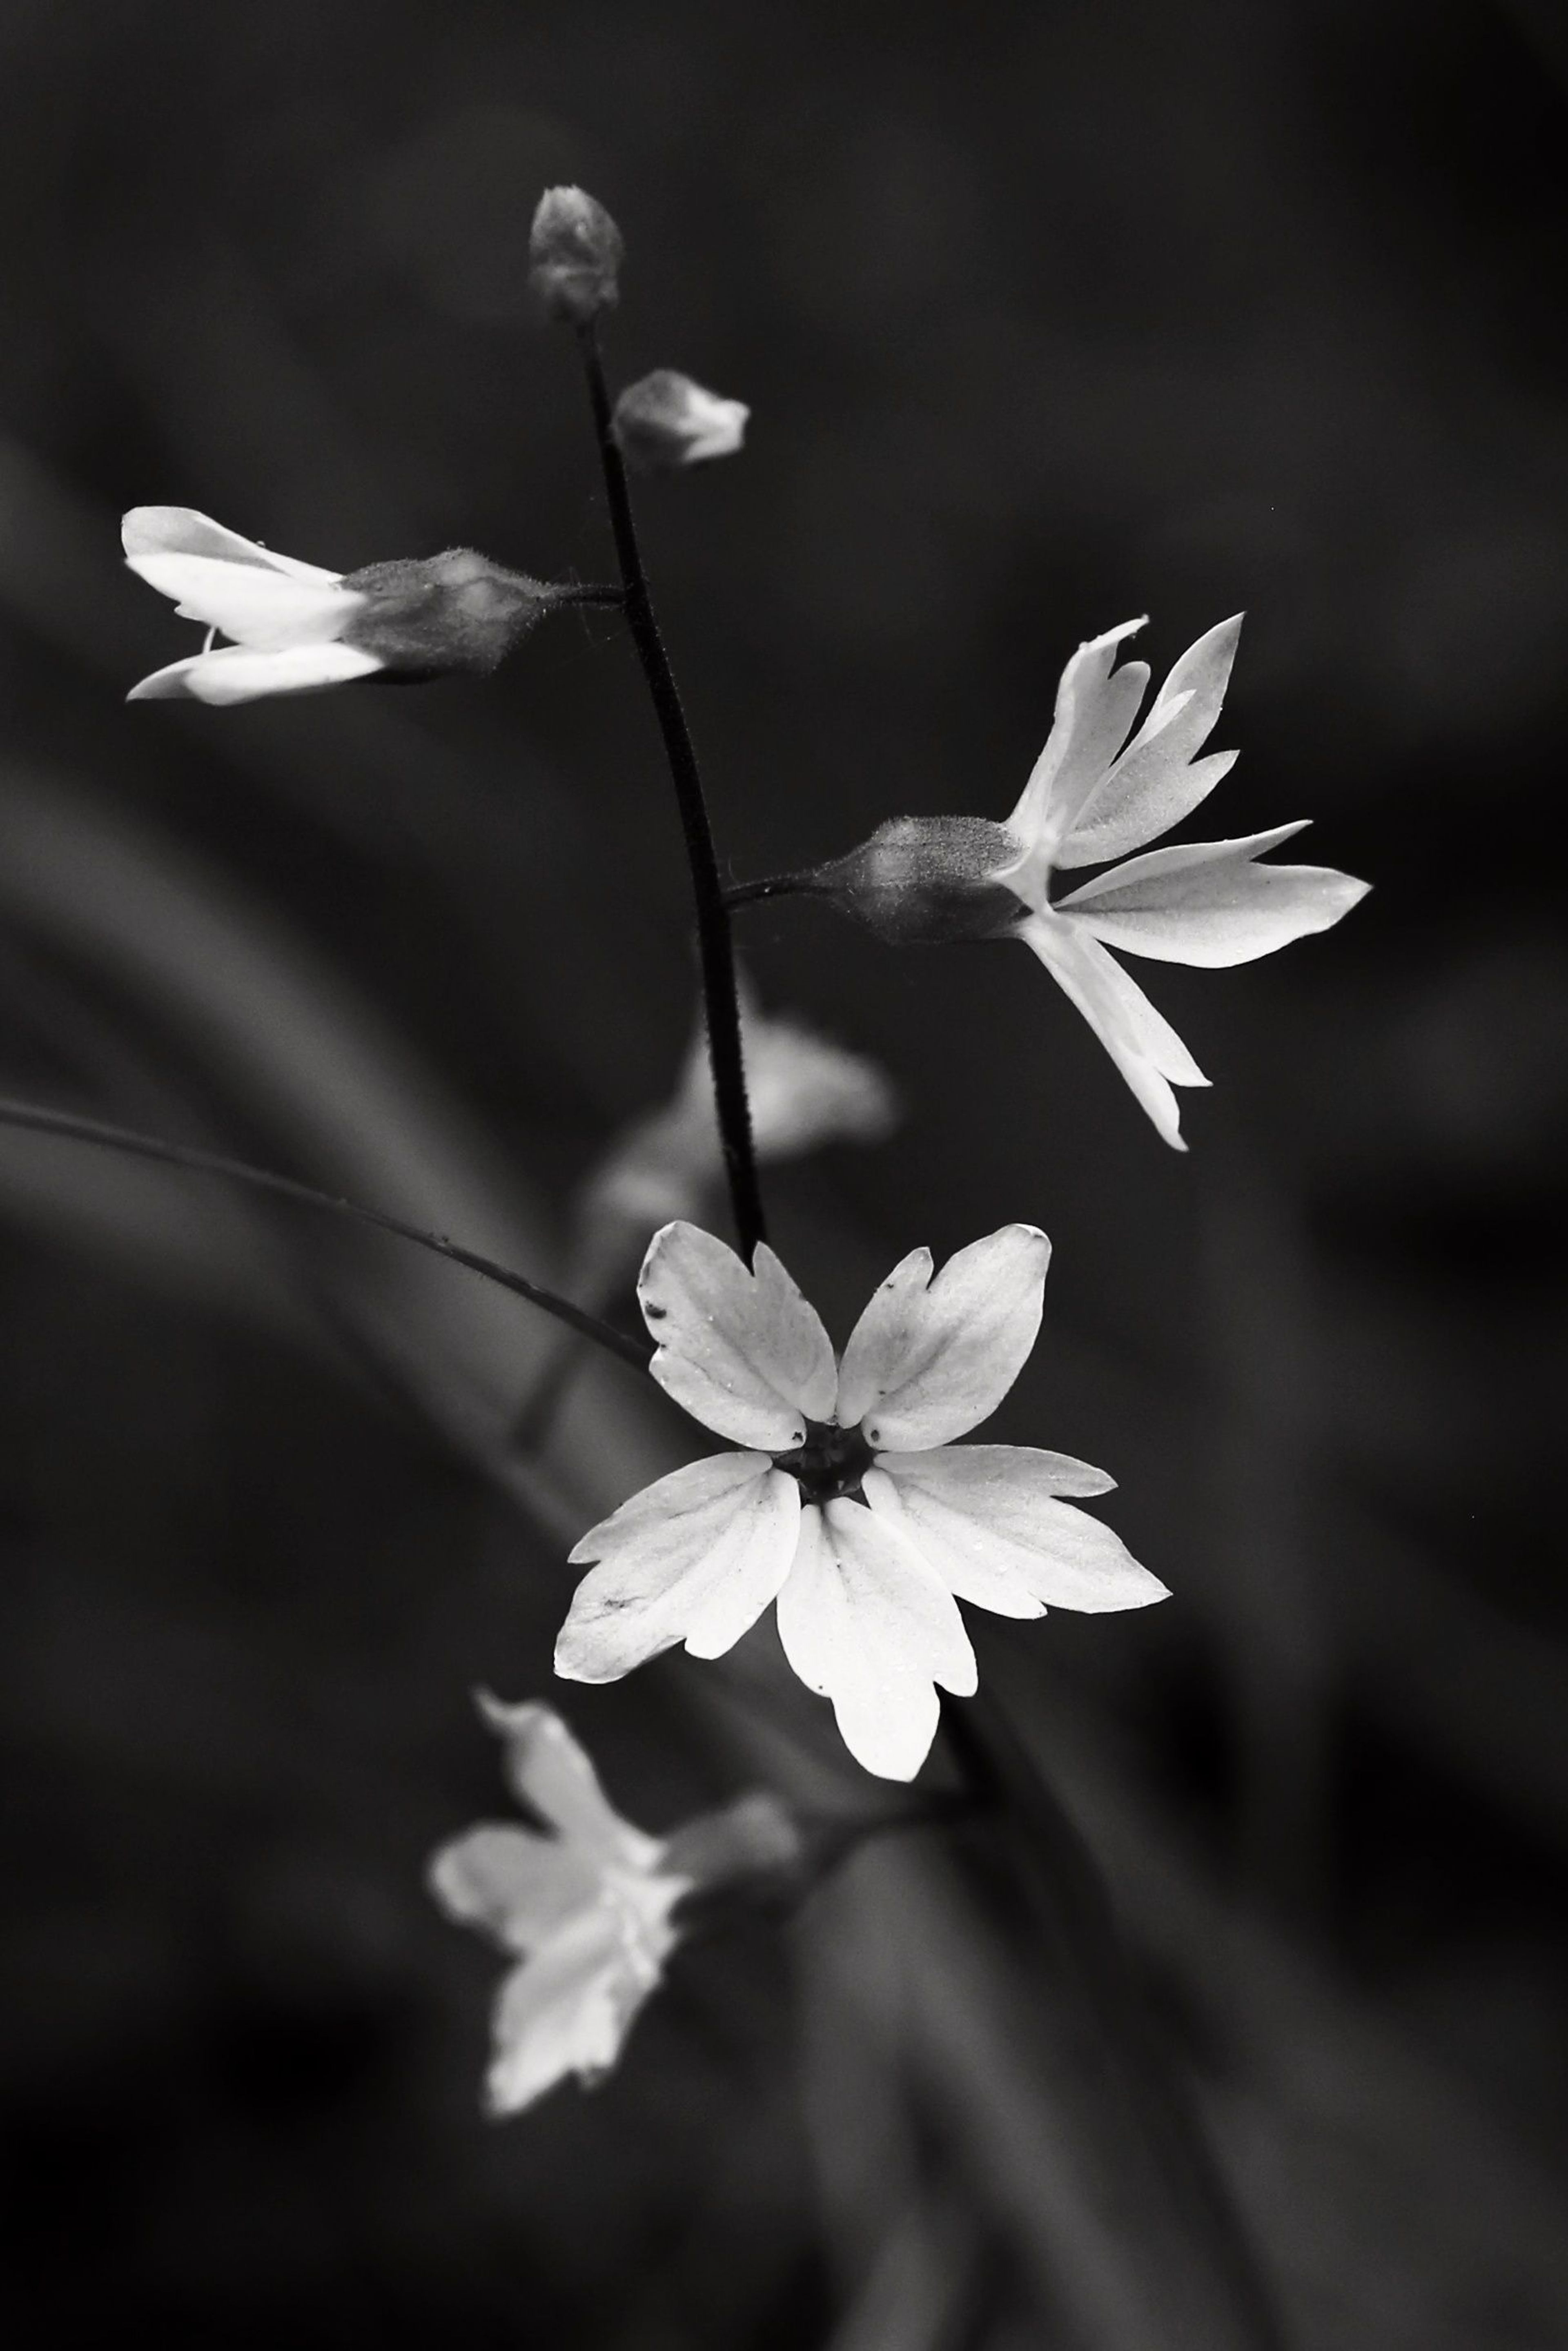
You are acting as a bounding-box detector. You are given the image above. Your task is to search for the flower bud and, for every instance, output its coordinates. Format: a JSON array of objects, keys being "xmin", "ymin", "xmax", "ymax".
[
  {"xmin": 528, "ymin": 185, "xmax": 623, "ymax": 323},
  {"xmin": 612, "ymin": 370, "xmax": 749, "ymax": 470},
  {"xmin": 339, "ymin": 549, "xmax": 561, "ymax": 678},
  {"xmin": 803, "ymin": 816, "xmax": 1028, "ymax": 946}
]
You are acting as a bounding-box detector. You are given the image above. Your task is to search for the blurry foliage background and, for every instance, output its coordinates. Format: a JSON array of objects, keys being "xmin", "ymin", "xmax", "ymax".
[{"xmin": 2, "ymin": 1, "xmax": 1566, "ymax": 2344}]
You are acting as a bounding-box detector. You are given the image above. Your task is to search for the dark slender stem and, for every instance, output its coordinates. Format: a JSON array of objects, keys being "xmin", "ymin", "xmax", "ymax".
[
  {"xmin": 575, "ymin": 323, "xmax": 767, "ymax": 1261},
  {"xmin": 722, "ymin": 873, "xmax": 817, "ymax": 913},
  {"xmin": 0, "ymin": 1096, "xmax": 653, "ymax": 1372},
  {"xmin": 552, "ymin": 583, "xmax": 626, "ymax": 608}
]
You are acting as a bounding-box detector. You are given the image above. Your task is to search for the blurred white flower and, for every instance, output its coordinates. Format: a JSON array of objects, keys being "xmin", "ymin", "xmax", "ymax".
[
  {"xmin": 991, "ymin": 616, "xmax": 1369, "ymax": 1148},
  {"xmin": 529, "ymin": 185, "xmax": 623, "ymax": 323},
  {"xmin": 428, "ymin": 1696, "xmax": 690, "ymax": 2115},
  {"xmin": 571, "ymin": 997, "xmax": 898, "ymax": 1302},
  {"xmin": 556, "ymin": 1222, "xmax": 1164, "ymax": 1781},
  {"xmin": 612, "ymin": 370, "xmax": 750, "ymax": 470},
  {"xmin": 123, "ymin": 508, "xmax": 562, "ymax": 704}
]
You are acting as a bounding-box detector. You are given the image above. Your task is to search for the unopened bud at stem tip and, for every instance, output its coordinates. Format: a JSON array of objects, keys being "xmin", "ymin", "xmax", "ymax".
[{"xmin": 529, "ymin": 185, "xmax": 624, "ymax": 324}]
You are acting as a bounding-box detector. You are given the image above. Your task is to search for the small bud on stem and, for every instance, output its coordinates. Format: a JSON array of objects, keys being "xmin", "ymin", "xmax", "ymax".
[
  {"xmin": 529, "ymin": 185, "xmax": 624, "ymax": 323},
  {"xmin": 612, "ymin": 370, "xmax": 750, "ymax": 470}
]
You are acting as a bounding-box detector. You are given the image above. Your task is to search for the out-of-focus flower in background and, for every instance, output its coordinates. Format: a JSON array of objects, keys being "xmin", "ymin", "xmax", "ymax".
[
  {"xmin": 612, "ymin": 369, "xmax": 750, "ymax": 470},
  {"xmin": 792, "ymin": 617, "xmax": 1369, "ymax": 1147},
  {"xmin": 428, "ymin": 1695, "xmax": 692, "ymax": 2114},
  {"xmin": 123, "ymin": 508, "xmax": 570, "ymax": 703},
  {"xmin": 556, "ymin": 1222, "xmax": 1163, "ymax": 1779},
  {"xmin": 430, "ymin": 1695, "xmax": 854, "ymax": 2112},
  {"xmin": 568, "ymin": 992, "xmax": 898, "ymax": 1306}
]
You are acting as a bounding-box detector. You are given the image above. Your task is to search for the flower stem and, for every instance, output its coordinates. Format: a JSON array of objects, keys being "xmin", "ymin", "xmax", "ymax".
[
  {"xmin": 0, "ymin": 1096, "xmax": 653, "ymax": 1371},
  {"xmin": 722, "ymin": 873, "xmax": 817, "ymax": 913},
  {"xmin": 575, "ymin": 323, "xmax": 767, "ymax": 1261}
]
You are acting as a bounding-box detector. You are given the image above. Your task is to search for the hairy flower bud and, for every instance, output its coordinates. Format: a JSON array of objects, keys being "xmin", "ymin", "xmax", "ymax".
[
  {"xmin": 528, "ymin": 185, "xmax": 624, "ymax": 323},
  {"xmin": 804, "ymin": 816, "xmax": 1028, "ymax": 945},
  {"xmin": 612, "ymin": 370, "xmax": 749, "ymax": 470},
  {"xmin": 339, "ymin": 549, "xmax": 562, "ymax": 678}
]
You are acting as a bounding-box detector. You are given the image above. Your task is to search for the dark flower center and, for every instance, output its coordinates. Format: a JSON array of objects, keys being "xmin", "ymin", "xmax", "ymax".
[{"xmin": 774, "ymin": 1419, "xmax": 875, "ymax": 1505}]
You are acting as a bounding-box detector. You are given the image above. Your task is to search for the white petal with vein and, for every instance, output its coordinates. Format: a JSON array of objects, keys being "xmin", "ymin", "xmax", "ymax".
[
  {"xmin": 1003, "ymin": 619, "xmax": 1147, "ymax": 853},
  {"xmin": 835, "ymin": 1224, "xmax": 1051, "ymax": 1449},
  {"xmin": 475, "ymin": 1696, "xmax": 660, "ymax": 1865},
  {"xmin": 1017, "ymin": 916, "xmax": 1194, "ymax": 1148},
  {"xmin": 874, "ymin": 1447, "xmax": 1168, "ymax": 1612},
  {"xmin": 774, "ymin": 1499, "xmax": 976, "ymax": 1780},
  {"xmin": 125, "ymin": 551, "xmax": 357, "ymax": 645},
  {"xmin": 121, "ymin": 506, "xmax": 343, "ymax": 583},
  {"xmin": 1058, "ymin": 614, "xmax": 1242, "ymax": 867},
  {"xmin": 556, "ymin": 1452, "xmax": 800, "ymax": 1680},
  {"xmin": 1059, "ymin": 824, "xmax": 1370, "ymax": 966},
  {"xmin": 126, "ymin": 642, "xmax": 383, "ymax": 704},
  {"xmin": 638, "ymin": 1221, "xmax": 837, "ymax": 1447}
]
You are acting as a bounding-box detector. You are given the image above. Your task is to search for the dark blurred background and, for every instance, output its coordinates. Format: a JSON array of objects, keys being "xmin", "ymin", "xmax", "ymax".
[{"xmin": 2, "ymin": 1, "xmax": 1565, "ymax": 2344}]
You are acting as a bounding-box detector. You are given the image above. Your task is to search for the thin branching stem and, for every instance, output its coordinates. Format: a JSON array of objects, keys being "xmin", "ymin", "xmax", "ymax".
[
  {"xmin": 0, "ymin": 1095, "xmax": 653, "ymax": 1372},
  {"xmin": 575, "ymin": 322, "xmax": 767, "ymax": 1261}
]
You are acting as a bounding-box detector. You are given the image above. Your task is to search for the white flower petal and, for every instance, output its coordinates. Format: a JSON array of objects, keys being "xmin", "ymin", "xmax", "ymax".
[
  {"xmin": 862, "ymin": 1464, "xmax": 1042, "ymax": 1617},
  {"xmin": 871, "ymin": 1448, "xmax": 1167, "ymax": 1614},
  {"xmin": 474, "ymin": 1696, "xmax": 660, "ymax": 1866},
  {"xmin": 125, "ymin": 550, "xmax": 358, "ymax": 646},
  {"xmin": 775, "ymin": 1499, "xmax": 977, "ymax": 1780},
  {"xmin": 427, "ymin": 1824, "xmax": 599, "ymax": 1955},
  {"xmin": 121, "ymin": 506, "xmax": 343, "ymax": 583},
  {"xmin": 126, "ymin": 641, "xmax": 384, "ymax": 704},
  {"xmin": 637, "ymin": 1221, "xmax": 837, "ymax": 1447},
  {"xmin": 835, "ymin": 1225, "xmax": 1051, "ymax": 1449},
  {"xmin": 1058, "ymin": 824, "xmax": 1371, "ymax": 967},
  {"xmin": 1057, "ymin": 614, "xmax": 1243, "ymax": 867},
  {"xmin": 1017, "ymin": 914, "xmax": 1199, "ymax": 1148},
  {"xmin": 556, "ymin": 1453, "xmax": 801, "ymax": 1681},
  {"xmin": 1002, "ymin": 619, "xmax": 1148, "ymax": 856},
  {"xmin": 484, "ymin": 1910, "xmax": 666, "ymax": 2113}
]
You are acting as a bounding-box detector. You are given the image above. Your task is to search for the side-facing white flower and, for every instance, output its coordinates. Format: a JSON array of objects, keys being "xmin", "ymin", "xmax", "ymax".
[
  {"xmin": 123, "ymin": 507, "xmax": 562, "ymax": 705},
  {"xmin": 990, "ymin": 616, "xmax": 1368, "ymax": 1148},
  {"xmin": 428, "ymin": 1695, "xmax": 692, "ymax": 2115},
  {"xmin": 795, "ymin": 617, "xmax": 1368, "ymax": 1148},
  {"xmin": 556, "ymin": 1222, "xmax": 1165, "ymax": 1780}
]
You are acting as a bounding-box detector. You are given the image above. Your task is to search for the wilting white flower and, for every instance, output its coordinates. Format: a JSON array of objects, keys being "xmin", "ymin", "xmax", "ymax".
[
  {"xmin": 612, "ymin": 370, "xmax": 750, "ymax": 470},
  {"xmin": 123, "ymin": 507, "xmax": 561, "ymax": 705},
  {"xmin": 556, "ymin": 1222, "xmax": 1164, "ymax": 1780},
  {"xmin": 989, "ymin": 616, "xmax": 1368, "ymax": 1147},
  {"xmin": 795, "ymin": 617, "xmax": 1368, "ymax": 1147},
  {"xmin": 571, "ymin": 997, "xmax": 898, "ymax": 1301},
  {"xmin": 428, "ymin": 1695, "xmax": 691, "ymax": 2114}
]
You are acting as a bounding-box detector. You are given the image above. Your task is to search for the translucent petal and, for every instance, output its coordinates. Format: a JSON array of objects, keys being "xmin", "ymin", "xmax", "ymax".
[
  {"xmin": 1002, "ymin": 619, "xmax": 1147, "ymax": 853},
  {"xmin": 1058, "ymin": 824, "xmax": 1371, "ymax": 966},
  {"xmin": 1016, "ymin": 914, "xmax": 1197, "ymax": 1149},
  {"xmin": 125, "ymin": 551, "xmax": 357, "ymax": 645},
  {"xmin": 871, "ymin": 1448, "xmax": 1167, "ymax": 1613},
  {"xmin": 556, "ymin": 1453, "xmax": 801, "ymax": 1680},
  {"xmin": 1058, "ymin": 615, "xmax": 1242, "ymax": 867},
  {"xmin": 484, "ymin": 1910, "xmax": 666, "ymax": 2113},
  {"xmin": 426, "ymin": 1823, "xmax": 598, "ymax": 1955},
  {"xmin": 121, "ymin": 506, "xmax": 343, "ymax": 583},
  {"xmin": 474, "ymin": 1696, "xmax": 659, "ymax": 1866},
  {"xmin": 637, "ymin": 1222, "xmax": 837, "ymax": 1447},
  {"xmin": 835, "ymin": 1225, "xmax": 1051, "ymax": 1449},
  {"xmin": 125, "ymin": 642, "xmax": 383, "ymax": 704},
  {"xmin": 774, "ymin": 1498, "xmax": 976, "ymax": 1781}
]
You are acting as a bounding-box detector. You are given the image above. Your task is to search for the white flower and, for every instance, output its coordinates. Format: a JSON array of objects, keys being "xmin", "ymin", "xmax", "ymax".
[
  {"xmin": 428, "ymin": 1695, "xmax": 691, "ymax": 2115},
  {"xmin": 612, "ymin": 370, "xmax": 750, "ymax": 470},
  {"xmin": 123, "ymin": 508, "xmax": 560, "ymax": 705},
  {"xmin": 123, "ymin": 508, "xmax": 384, "ymax": 705},
  {"xmin": 556, "ymin": 1222, "xmax": 1165, "ymax": 1781},
  {"xmin": 571, "ymin": 997, "xmax": 898, "ymax": 1301},
  {"xmin": 991, "ymin": 616, "xmax": 1369, "ymax": 1148}
]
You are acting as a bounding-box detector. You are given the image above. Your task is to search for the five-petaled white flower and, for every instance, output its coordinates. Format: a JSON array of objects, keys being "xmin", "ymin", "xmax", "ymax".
[
  {"xmin": 123, "ymin": 506, "xmax": 559, "ymax": 705},
  {"xmin": 555, "ymin": 1221, "xmax": 1165, "ymax": 1780},
  {"xmin": 988, "ymin": 616, "xmax": 1368, "ymax": 1148},
  {"xmin": 428, "ymin": 1695, "xmax": 692, "ymax": 2115}
]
